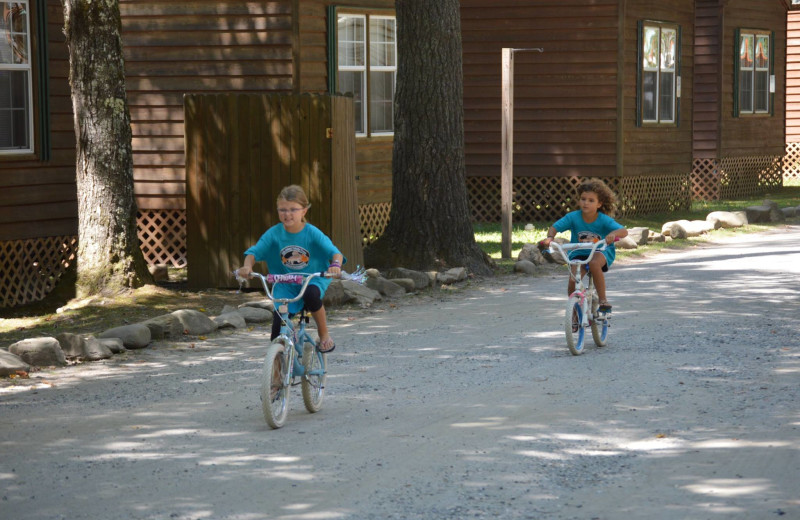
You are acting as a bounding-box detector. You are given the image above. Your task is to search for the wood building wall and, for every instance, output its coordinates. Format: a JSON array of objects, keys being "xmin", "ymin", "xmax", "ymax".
[{"xmin": 0, "ymin": 1, "xmax": 76, "ymax": 242}]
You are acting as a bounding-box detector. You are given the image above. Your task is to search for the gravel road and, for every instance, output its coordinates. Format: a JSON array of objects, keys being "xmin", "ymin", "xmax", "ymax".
[{"xmin": 2, "ymin": 228, "xmax": 799, "ymax": 520}]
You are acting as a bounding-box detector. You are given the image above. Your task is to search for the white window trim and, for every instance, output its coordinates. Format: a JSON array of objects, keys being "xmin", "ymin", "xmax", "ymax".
[
  {"xmin": 641, "ymin": 22, "xmax": 678, "ymax": 125},
  {"xmin": 738, "ymin": 31, "xmax": 771, "ymax": 115},
  {"xmin": 0, "ymin": 0, "xmax": 34, "ymax": 155}
]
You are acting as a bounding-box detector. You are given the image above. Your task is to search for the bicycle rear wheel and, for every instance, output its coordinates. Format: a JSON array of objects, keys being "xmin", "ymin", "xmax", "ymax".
[
  {"xmin": 301, "ymin": 342, "xmax": 326, "ymax": 413},
  {"xmin": 590, "ymin": 294, "xmax": 609, "ymax": 347},
  {"xmin": 261, "ymin": 341, "xmax": 290, "ymax": 429},
  {"xmin": 565, "ymin": 295, "xmax": 586, "ymax": 355}
]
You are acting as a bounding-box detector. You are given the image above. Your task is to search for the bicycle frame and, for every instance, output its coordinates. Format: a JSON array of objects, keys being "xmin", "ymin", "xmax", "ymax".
[{"xmin": 548, "ymin": 240, "xmax": 612, "ymax": 355}]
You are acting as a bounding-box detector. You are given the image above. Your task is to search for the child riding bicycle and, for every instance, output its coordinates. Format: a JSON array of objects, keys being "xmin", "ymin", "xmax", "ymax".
[
  {"xmin": 540, "ymin": 179, "xmax": 628, "ymax": 313},
  {"xmin": 236, "ymin": 185, "xmax": 344, "ymax": 353}
]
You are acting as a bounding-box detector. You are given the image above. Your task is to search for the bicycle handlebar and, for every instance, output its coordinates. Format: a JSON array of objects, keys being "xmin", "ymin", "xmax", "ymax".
[
  {"xmin": 232, "ymin": 266, "xmax": 367, "ymax": 303},
  {"xmin": 545, "ymin": 239, "xmax": 614, "ymax": 267}
]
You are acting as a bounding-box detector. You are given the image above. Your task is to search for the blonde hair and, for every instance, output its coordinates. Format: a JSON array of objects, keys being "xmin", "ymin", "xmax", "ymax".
[
  {"xmin": 577, "ymin": 178, "xmax": 619, "ymax": 217},
  {"xmin": 277, "ymin": 184, "xmax": 311, "ymax": 208}
]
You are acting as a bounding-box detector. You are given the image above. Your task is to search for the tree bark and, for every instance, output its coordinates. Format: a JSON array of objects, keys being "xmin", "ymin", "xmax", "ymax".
[
  {"xmin": 363, "ymin": 0, "xmax": 494, "ymax": 276},
  {"xmin": 63, "ymin": 0, "xmax": 152, "ymax": 296}
]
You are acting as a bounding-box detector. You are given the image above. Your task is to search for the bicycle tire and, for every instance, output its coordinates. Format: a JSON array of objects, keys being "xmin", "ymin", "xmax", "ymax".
[
  {"xmin": 301, "ymin": 341, "xmax": 327, "ymax": 413},
  {"xmin": 590, "ymin": 293, "xmax": 609, "ymax": 347},
  {"xmin": 565, "ymin": 295, "xmax": 586, "ymax": 355},
  {"xmin": 261, "ymin": 341, "xmax": 290, "ymax": 429}
]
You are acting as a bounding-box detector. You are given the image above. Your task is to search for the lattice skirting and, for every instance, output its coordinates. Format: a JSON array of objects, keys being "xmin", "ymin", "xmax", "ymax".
[
  {"xmin": 0, "ymin": 236, "xmax": 78, "ymax": 308},
  {"xmin": 692, "ymin": 155, "xmax": 783, "ymax": 200},
  {"xmin": 359, "ymin": 202, "xmax": 392, "ymax": 246},
  {"xmin": 465, "ymin": 174, "xmax": 691, "ymax": 223},
  {"xmin": 137, "ymin": 210, "xmax": 187, "ymax": 268},
  {"xmin": 784, "ymin": 143, "xmax": 800, "ymax": 183}
]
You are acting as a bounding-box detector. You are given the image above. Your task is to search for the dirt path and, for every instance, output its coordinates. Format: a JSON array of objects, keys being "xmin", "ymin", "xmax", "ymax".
[{"xmin": 2, "ymin": 228, "xmax": 799, "ymax": 520}]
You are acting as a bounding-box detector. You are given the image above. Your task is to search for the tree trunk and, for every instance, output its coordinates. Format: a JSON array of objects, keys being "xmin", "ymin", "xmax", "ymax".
[
  {"xmin": 364, "ymin": 0, "xmax": 494, "ymax": 276},
  {"xmin": 63, "ymin": 0, "xmax": 152, "ymax": 297}
]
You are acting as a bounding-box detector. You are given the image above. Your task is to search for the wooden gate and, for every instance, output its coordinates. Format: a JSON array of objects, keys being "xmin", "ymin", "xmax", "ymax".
[{"xmin": 185, "ymin": 93, "xmax": 362, "ymax": 289}]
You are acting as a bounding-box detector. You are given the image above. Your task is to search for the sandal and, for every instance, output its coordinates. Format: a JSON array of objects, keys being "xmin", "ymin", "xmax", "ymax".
[
  {"xmin": 598, "ymin": 301, "xmax": 612, "ymax": 313},
  {"xmin": 317, "ymin": 337, "xmax": 336, "ymax": 353}
]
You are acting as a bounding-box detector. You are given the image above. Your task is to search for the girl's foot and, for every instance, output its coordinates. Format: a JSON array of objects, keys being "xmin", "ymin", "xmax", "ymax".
[
  {"xmin": 317, "ymin": 336, "xmax": 336, "ymax": 353},
  {"xmin": 598, "ymin": 301, "xmax": 612, "ymax": 313}
]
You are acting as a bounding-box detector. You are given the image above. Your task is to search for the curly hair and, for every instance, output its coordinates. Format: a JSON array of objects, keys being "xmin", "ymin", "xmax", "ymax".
[{"xmin": 577, "ymin": 178, "xmax": 619, "ymax": 217}]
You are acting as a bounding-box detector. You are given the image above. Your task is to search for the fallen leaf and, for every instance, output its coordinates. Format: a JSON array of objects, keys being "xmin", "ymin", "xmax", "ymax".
[{"xmin": 656, "ymin": 433, "xmax": 667, "ymax": 438}]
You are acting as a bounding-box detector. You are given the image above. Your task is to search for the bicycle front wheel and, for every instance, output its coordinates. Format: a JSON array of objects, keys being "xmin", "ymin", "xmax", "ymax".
[
  {"xmin": 565, "ymin": 295, "xmax": 586, "ymax": 355},
  {"xmin": 261, "ymin": 341, "xmax": 290, "ymax": 429},
  {"xmin": 590, "ymin": 295, "xmax": 609, "ymax": 347},
  {"xmin": 301, "ymin": 342, "xmax": 327, "ymax": 413}
]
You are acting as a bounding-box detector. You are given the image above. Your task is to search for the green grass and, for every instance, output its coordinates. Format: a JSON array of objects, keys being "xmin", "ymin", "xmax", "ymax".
[{"xmin": 476, "ymin": 186, "xmax": 800, "ymax": 271}]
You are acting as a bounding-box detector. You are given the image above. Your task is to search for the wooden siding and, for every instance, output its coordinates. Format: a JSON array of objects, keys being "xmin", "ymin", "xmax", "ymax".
[
  {"xmin": 693, "ymin": 0, "xmax": 723, "ymax": 158},
  {"xmin": 296, "ymin": 1, "xmax": 395, "ymax": 205},
  {"xmin": 622, "ymin": 0, "xmax": 695, "ymax": 177},
  {"xmin": 720, "ymin": 0, "xmax": 786, "ymax": 156},
  {"xmin": 120, "ymin": 0, "xmax": 295, "ymax": 210},
  {"xmin": 461, "ymin": 0, "xmax": 621, "ymax": 179},
  {"xmin": 0, "ymin": 1, "xmax": 77, "ymax": 242},
  {"xmin": 787, "ymin": 10, "xmax": 800, "ymax": 142}
]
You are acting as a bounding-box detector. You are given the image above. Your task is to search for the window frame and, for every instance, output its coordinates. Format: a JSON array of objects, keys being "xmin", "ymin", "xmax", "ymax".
[
  {"xmin": 0, "ymin": 0, "xmax": 35, "ymax": 155},
  {"xmin": 734, "ymin": 28, "xmax": 774, "ymax": 118},
  {"xmin": 329, "ymin": 7, "xmax": 397, "ymax": 138},
  {"xmin": 637, "ymin": 20, "xmax": 681, "ymax": 127}
]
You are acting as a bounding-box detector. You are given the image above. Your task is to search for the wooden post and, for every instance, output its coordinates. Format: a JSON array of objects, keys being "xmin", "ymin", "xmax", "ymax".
[{"xmin": 501, "ymin": 48, "xmax": 514, "ymax": 259}]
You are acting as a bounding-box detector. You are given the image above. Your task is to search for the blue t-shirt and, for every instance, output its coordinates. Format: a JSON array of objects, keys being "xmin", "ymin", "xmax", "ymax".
[
  {"xmin": 552, "ymin": 211, "xmax": 625, "ymax": 266},
  {"xmin": 244, "ymin": 223, "xmax": 343, "ymax": 312}
]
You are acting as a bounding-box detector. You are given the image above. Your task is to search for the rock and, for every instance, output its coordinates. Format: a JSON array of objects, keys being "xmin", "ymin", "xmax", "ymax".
[
  {"xmin": 97, "ymin": 337, "xmax": 126, "ymax": 354},
  {"xmin": 81, "ymin": 337, "xmax": 114, "ymax": 361},
  {"xmin": 437, "ymin": 268, "xmax": 467, "ymax": 285},
  {"xmin": 663, "ymin": 220, "xmax": 714, "ymax": 239},
  {"xmin": 745, "ymin": 204, "xmax": 783, "ymax": 223},
  {"xmin": 648, "ymin": 232, "xmax": 666, "ymax": 243},
  {"xmin": 518, "ymin": 244, "xmax": 547, "ymax": 265},
  {"xmin": 616, "ymin": 236, "xmax": 639, "ymax": 249},
  {"xmin": 239, "ymin": 300, "xmax": 274, "ymax": 312},
  {"xmin": 148, "ymin": 264, "xmax": 169, "ymax": 282},
  {"xmin": 171, "ymin": 309, "xmax": 218, "ymax": 336},
  {"xmin": 514, "ymin": 260, "xmax": 537, "ymax": 275},
  {"xmin": 780, "ymin": 207, "xmax": 796, "ymax": 218},
  {"xmin": 0, "ymin": 349, "xmax": 31, "ymax": 377},
  {"xmin": 706, "ymin": 211, "xmax": 747, "ymax": 228},
  {"xmin": 213, "ymin": 312, "xmax": 247, "ymax": 329},
  {"xmin": 322, "ymin": 279, "xmax": 349, "ymax": 307},
  {"xmin": 384, "ymin": 267, "xmax": 431, "ymax": 290},
  {"xmin": 365, "ymin": 268, "xmax": 382, "ymax": 279},
  {"xmin": 98, "ymin": 324, "xmax": 152, "ymax": 349},
  {"xmin": 141, "ymin": 314, "xmax": 184, "ymax": 341},
  {"xmin": 8, "ymin": 338, "xmax": 67, "ymax": 367},
  {"xmin": 366, "ymin": 276, "xmax": 407, "ymax": 298},
  {"xmin": 627, "ymin": 227, "xmax": 650, "ymax": 246},
  {"xmin": 387, "ymin": 278, "xmax": 416, "ymax": 292},
  {"xmin": 55, "ymin": 332, "xmax": 87, "ymax": 359},
  {"xmin": 235, "ymin": 306, "xmax": 272, "ymax": 323},
  {"xmin": 541, "ymin": 239, "xmax": 568, "ymax": 264},
  {"xmin": 342, "ymin": 279, "xmax": 382, "ymax": 307}
]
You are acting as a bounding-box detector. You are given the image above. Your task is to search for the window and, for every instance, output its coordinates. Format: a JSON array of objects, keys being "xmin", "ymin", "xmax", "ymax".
[
  {"xmin": 736, "ymin": 30, "xmax": 772, "ymax": 116},
  {"xmin": 0, "ymin": 1, "xmax": 33, "ymax": 153},
  {"xmin": 638, "ymin": 21, "xmax": 679, "ymax": 125},
  {"xmin": 335, "ymin": 12, "xmax": 396, "ymax": 137}
]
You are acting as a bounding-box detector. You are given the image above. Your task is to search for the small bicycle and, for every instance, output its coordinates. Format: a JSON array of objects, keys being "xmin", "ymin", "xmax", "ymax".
[
  {"xmin": 234, "ymin": 268, "xmax": 365, "ymax": 429},
  {"xmin": 545, "ymin": 240, "xmax": 614, "ymax": 356}
]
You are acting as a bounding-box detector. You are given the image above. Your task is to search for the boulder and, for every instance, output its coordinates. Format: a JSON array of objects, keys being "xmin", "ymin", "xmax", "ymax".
[
  {"xmin": 98, "ymin": 323, "xmax": 152, "ymax": 349},
  {"xmin": 663, "ymin": 220, "xmax": 714, "ymax": 239},
  {"xmin": 647, "ymin": 232, "xmax": 666, "ymax": 243},
  {"xmin": 342, "ymin": 279, "xmax": 382, "ymax": 307},
  {"xmin": 517, "ymin": 244, "xmax": 547, "ymax": 265},
  {"xmin": 234, "ymin": 306, "xmax": 272, "ymax": 324},
  {"xmin": 514, "ymin": 260, "xmax": 537, "ymax": 275},
  {"xmin": 239, "ymin": 300, "xmax": 274, "ymax": 312},
  {"xmin": 387, "ymin": 278, "xmax": 416, "ymax": 292},
  {"xmin": 745, "ymin": 202, "xmax": 784, "ymax": 223},
  {"xmin": 80, "ymin": 337, "xmax": 114, "ymax": 361},
  {"xmin": 366, "ymin": 276, "xmax": 407, "ymax": 298},
  {"xmin": 148, "ymin": 264, "xmax": 169, "ymax": 282},
  {"xmin": 8, "ymin": 338, "xmax": 67, "ymax": 367},
  {"xmin": 706, "ymin": 211, "xmax": 747, "ymax": 228},
  {"xmin": 322, "ymin": 279, "xmax": 349, "ymax": 307},
  {"xmin": 213, "ymin": 312, "xmax": 247, "ymax": 329},
  {"xmin": 0, "ymin": 349, "xmax": 31, "ymax": 377},
  {"xmin": 171, "ymin": 309, "xmax": 218, "ymax": 336},
  {"xmin": 142, "ymin": 314, "xmax": 185, "ymax": 340},
  {"xmin": 384, "ymin": 267, "xmax": 431, "ymax": 290},
  {"xmin": 55, "ymin": 332, "xmax": 87, "ymax": 359},
  {"xmin": 97, "ymin": 337, "xmax": 126, "ymax": 354},
  {"xmin": 780, "ymin": 206, "xmax": 796, "ymax": 219},
  {"xmin": 626, "ymin": 227, "xmax": 650, "ymax": 246},
  {"xmin": 436, "ymin": 268, "xmax": 467, "ymax": 285}
]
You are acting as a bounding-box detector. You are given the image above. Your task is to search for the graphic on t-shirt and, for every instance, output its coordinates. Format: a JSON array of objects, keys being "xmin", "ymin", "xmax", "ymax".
[
  {"xmin": 281, "ymin": 245, "xmax": 310, "ymax": 270},
  {"xmin": 578, "ymin": 230, "xmax": 602, "ymax": 243}
]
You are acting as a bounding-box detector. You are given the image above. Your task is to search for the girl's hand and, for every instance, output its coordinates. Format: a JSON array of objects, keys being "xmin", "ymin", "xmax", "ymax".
[{"xmin": 236, "ymin": 265, "xmax": 253, "ymax": 278}]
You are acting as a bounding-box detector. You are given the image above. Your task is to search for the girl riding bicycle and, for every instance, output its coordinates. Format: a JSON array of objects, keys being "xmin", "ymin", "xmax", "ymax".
[
  {"xmin": 236, "ymin": 185, "xmax": 343, "ymax": 353},
  {"xmin": 540, "ymin": 179, "xmax": 628, "ymax": 313}
]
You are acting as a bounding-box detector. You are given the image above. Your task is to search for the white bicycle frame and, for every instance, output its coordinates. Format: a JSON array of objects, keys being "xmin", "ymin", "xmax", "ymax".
[{"xmin": 549, "ymin": 240, "xmax": 610, "ymax": 328}]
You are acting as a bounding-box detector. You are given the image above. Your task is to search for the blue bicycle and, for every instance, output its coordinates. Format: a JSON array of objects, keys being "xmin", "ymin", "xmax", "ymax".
[{"xmin": 235, "ymin": 269, "xmax": 365, "ymax": 428}]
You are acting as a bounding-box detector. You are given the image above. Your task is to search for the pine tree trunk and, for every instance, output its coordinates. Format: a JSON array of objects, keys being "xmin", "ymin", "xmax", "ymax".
[
  {"xmin": 63, "ymin": 0, "xmax": 152, "ymax": 297},
  {"xmin": 364, "ymin": 0, "xmax": 494, "ymax": 276}
]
